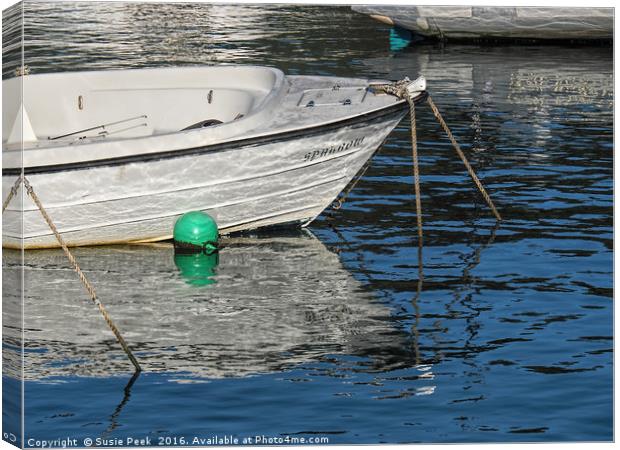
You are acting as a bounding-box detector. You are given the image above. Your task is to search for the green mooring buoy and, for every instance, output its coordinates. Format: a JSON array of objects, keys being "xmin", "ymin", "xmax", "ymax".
[{"xmin": 173, "ymin": 211, "xmax": 219, "ymax": 254}]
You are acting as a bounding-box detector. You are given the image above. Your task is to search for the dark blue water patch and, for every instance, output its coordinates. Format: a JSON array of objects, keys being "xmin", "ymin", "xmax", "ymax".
[
  {"xmin": 2, "ymin": 376, "xmax": 22, "ymax": 448},
  {"xmin": 23, "ymin": 349, "xmax": 612, "ymax": 446}
]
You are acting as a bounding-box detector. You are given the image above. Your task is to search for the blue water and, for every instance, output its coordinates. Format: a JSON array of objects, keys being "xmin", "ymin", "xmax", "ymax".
[{"xmin": 2, "ymin": 2, "xmax": 613, "ymax": 446}]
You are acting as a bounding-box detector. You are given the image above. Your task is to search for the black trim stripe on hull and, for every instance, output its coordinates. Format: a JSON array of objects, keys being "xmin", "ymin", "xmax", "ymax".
[{"xmin": 2, "ymin": 94, "xmax": 422, "ymax": 176}]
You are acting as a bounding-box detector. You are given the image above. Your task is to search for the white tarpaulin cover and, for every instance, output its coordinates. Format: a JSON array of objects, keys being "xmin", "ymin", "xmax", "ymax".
[{"xmin": 352, "ymin": 6, "xmax": 613, "ymax": 40}]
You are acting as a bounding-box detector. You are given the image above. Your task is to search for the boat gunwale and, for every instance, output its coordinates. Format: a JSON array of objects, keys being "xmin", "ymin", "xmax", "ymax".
[
  {"xmin": 3, "ymin": 65, "xmax": 288, "ymax": 149},
  {"xmin": 2, "ymin": 92, "xmax": 424, "ymax": 176}
]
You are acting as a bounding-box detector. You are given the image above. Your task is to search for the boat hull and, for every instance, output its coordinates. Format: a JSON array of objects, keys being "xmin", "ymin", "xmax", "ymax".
[{"xmin": 3, "ymin": 105, "xmax": 407, "ymax": 249}]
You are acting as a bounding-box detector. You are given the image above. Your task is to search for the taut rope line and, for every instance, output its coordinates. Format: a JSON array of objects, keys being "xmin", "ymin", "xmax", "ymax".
[
  {"xmin": 362, "ymin": 78, "xmax": 427, "ymax": 241},
  {"xmin": 426, "ymin": 96, "xmax": 502, "ymax": 222},
  {"xmin": 2, "ymin": 176, "xmax": 141, "ymax": 372},
  {"xmin": 370, "ymin": 77, "xmax": 502, "ymax": 232},
  {"xmin": 2, "ymin": 175, "xmax": 22, "ymax": 213},
  {"xmin": 408, "ymin": 99, "xmax": 423, "ymax": 243}
]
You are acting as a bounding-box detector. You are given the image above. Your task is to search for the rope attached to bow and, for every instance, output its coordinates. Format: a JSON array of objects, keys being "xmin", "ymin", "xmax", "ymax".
[
  {"xmin": 331, "ymin": 76, "xmax": 502, "ymax": 274},
  {"xmin": 2, "ymin": 176, "xmax": 142, "ymax": 373}
]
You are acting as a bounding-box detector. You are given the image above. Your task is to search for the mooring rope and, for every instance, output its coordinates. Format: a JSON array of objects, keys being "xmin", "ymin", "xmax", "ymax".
[
  {"xmin": 2, "ymin": 175, "xmax": 22, "ymax": 213},
  {"xmin": 426, "ymin": 96, "xmax": 502, "ymax": 222},
  {"xmin": 371, "ymin": 78, "xmax": 502, "ymax": 230},
  {"xmin": 408, "ymin": 100, "xmax": 423, "ymax": 243},
  {"xmin": 2, "ymin": 176, "xmax": 141, "ymax": 372},
  {"xmin": 371, "ymin": 77, "xmax": 424, "ymax": 242}
]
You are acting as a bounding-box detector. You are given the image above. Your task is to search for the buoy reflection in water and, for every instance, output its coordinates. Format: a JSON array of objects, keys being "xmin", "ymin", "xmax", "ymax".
[{"xmin": 174, "ymin": 251, "xmax": 219, "ymax": 286}]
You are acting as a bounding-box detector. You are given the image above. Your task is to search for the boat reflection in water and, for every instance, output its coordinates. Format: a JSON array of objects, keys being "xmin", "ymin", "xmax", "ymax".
[
  {"xmin": 360, "ymin": 44, "xmax": 612, "ymax": 156},
  {"xmin": 2, "ymin": 230, "xmax": 433, "ymax": 391},
  {"xmin": 361, "ymin": 45, "xmax": 612, "ymax": 111}
]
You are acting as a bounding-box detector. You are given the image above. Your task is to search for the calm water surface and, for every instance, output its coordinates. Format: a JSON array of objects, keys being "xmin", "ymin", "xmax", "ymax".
[{"xmin": 2, "ymin": 2, "xmax": 613, "ymax": 445}]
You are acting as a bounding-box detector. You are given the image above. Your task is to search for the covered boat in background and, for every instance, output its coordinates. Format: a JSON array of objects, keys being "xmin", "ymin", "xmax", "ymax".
[{"xmin": 352, "ymin": 6, "xmax": 613, "ymax": 41}]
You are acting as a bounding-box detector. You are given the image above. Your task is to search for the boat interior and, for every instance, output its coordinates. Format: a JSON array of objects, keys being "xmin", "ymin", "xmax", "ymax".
[{"xmin": 2, "ymin": 66, "xmax": 285, "ymax": 146}]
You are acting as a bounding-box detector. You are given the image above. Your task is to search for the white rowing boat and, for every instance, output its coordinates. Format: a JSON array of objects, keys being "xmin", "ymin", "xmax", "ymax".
[{"xmin": 2, "ymin": 65, "xmax": 426, "ymax": 249}]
